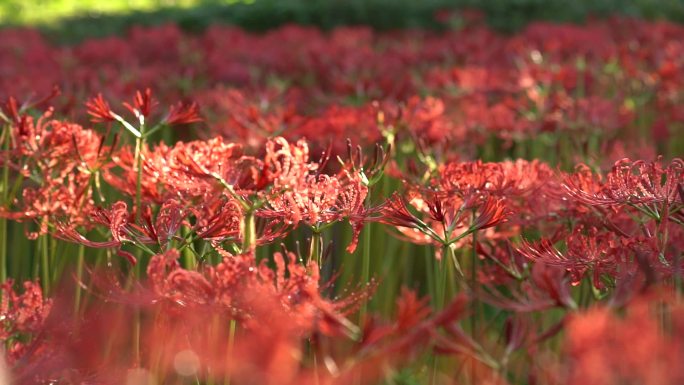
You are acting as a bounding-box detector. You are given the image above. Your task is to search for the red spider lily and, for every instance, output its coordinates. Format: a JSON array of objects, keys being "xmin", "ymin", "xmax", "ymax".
[
  {"xmin": 106, "ymin": 136, "xmax": 317, "ymax": 206},
  {"xmin": 123, "ymin": 88, "xmax": 157, "ymax": 119},
  {"xmin": 165, "ymin": 101, "xmax": 202, "ymax": 126},
  {"xmin": 103, "ymin": 136, "xmax": 329, "ymax": 250},
  {"xmin": 146, "ymin": 249, "xmax": 213, "ymax": 303},
  {"xmin": 262, "ymin": 137, "xmax": 318, "ymax": 192},
  {"xmin": 0, "ymin": 96, "xmax": 21, "ymax": 124},
  {"xmin": 381, "ymin": 159, "xmax": 524, "ymax": 246},
  {"xmin": 564, "ymin": 289, "xmax": 684, "ymax": 385},
  {"xmin": 376, "ymin": 192, "xmax": 431, "ymax": 234},
  {"xmin": 471, "ymin": 195, "xmax": 511, "ymax": 230},
  {"xmin": 1, "ymin": 274, "xmax": 410, "ymax": 385},
  {"xmin": 144, "ymin": 247, "xmax": 365, "ymax": 338},
  {"xmin": 437, "ymin": 159, "xmax": 562, "ymax": 232},
  {"xmin": 4, "ymin": 17, "xmax": 684, "ymax": 385},
  {"xmin": 103, "ymin": 137, "xmax": 241, "ymax": 204},
  {"xmin": 0, "ymin": 87, "xmax": 60, "ymax": 125},
  {"xmin": 402, "ymin": 96, "xmax": 466, "ymax": 146},
  {"xmin": 196, "ymin": 87, "xmax": 300, "ymax": 149},
  {"xmin": 57, "ymin": 196, "xmax": 244, "ymax": 262},
  {"xmin": 85, "ymin": 94, "xmax": 115, "ymax": 123},
  {"xmin": 260, "ymin": 174, "xmax": 342, "ymax": 226},
  {"xmin": 564, "ymin": 157, "xmax": 684, "ymax": 210},
  {"xmin": 290, "ymin": 104, "xmax": 383, "ymax": 159},
  {"xmin": 336, "ymin": 175, "xmax": 372, "ymax": 253},
  {"xmin": 518, "ymin": 226, "xmax": 630, "ymax": 288},
  {"xmin": 377, "ymin": 190, "xmax": 510, "ymax": 247},
  {"xmin": 55, "ymin": 201, "xmax": 137, "ymax": 263},
  {"xmin": 559, "ymin": 163, "xmax": 604, "ymax": 206},
  {"xmin": 191, "ymin": 195, "xmax": 243, "ymax": 241},
  {"xmin": 91, "ymin": 201, "xmax": 130, "ymax": 244},
  {"xmin": 341, "ymin": 139, "xmax": 391, "ymax": 187},
  {"xmin": 479, "ymin": 261, "xmax": 577, "ymax": 312},
  {"xmin": 71, "ymin": 127, "xmax": 119, "ymax": 178},
  {"xmin": 477, "ymin": 242, "xmax": 523, "ymax": 285},
  {"xmin": 3, "ymin": 275, "xmax": 306, "ymax": 385},
  {"xmin": 87, "ymin": 90, "xmax": 200, "ymax": 138},
  {"xmin": 439, "ymin": 159, "xmax": 555, "ymax": 199},
  {"xmin": 0, "ymin": 279, "xmax": 52, "ymax": 365},
  {"xmin": 258, "ymin": 170, "xmax": 371, "ymax": 252},
  {"xmin": 0, "ymin": 110, "xmax": 110, "ymax": 236}
]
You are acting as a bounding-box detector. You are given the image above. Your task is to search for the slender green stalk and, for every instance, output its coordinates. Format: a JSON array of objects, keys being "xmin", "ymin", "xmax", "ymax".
[
  {"xmin": 241, "ymin": 209, "xmax": 256, "ymax": 253},
  {"xmin": 74, "ymin": 244, "xmax": 85, "ymax": 314},
  {"xmin": 675, "ymin": 252, "xmax": 682, "ymax": 301},
  {"xmin": 132, "ymin": 123, "xmax": 145, "ymax": 367},
  {"xmin": 134, "ymin": 126, "xmax": 146, "ymax": 223},
  {"xmin": 0, "ymin": 125, "xmax": 9, "ymax": 284},
  {"xmin": 313, "ymin": 337, "xmax": 320, "ymax": 385},
  {"xmin": 181, "ymin": 226, "xmax": 195, "ymax": 269},
  {"xmin": 425, "ymin": 245, "xmax": 436, "ymax": 306},
  {"xmin": 309, "ymin": 229, "xmax": 322, "ymax": 266},
  {"xmin": 225, "ymin": 208, "xmax": 257, "ymax": 384},
  {"xmin": 359, "ymin": 191, "xmax": 372, "ymax": 324},
  {"xmin": 431, "ymin": 243, "xmax": 455, "ymax": 385},
  {"xmin": 40, "ymin": 234, "xmax": 50, "ymax": 296},
  {"xmin": 0, "ymin": 217, "xmax": 6, "ymax": 284},
  {"xmin": 32, "ymin": 240, "xmax": 40, "ymax": 279},
  {"xmin": 226, "ymin": 319, "xmax": 237, "ymax": 385},
  {"xmin": 133, "ymin": 300, "xmax": 141, "ymax": 367},
  {"xmin": 470, "ymin": 230, "xmax": 479, "ymax": 330},
  {"xmin": 470, "ymin": 230, "xmax": 479, "ymax": 382},
  {"xmin": 436, "ymin": 243, "xmax": 453, "ymax": 310}
]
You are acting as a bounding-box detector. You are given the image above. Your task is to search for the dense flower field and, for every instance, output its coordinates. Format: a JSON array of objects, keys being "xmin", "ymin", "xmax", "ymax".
[{"xmin": 1, "ymin": 14, "xmax": 683, "ymax": 385}]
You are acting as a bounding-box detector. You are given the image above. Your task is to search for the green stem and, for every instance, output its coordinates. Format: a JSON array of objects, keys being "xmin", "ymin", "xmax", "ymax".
[
  {"xmin": 225, "ymin": 208, "xmax": 255, "ymax": 385},
  {"xmin": 425, "ymin": 245, "xmax": 436, "ymax": 306},
  {"xmin": 74, "ymin": 244, "xmax": 85, "ymax": 314},
  {"xmin": 181, "ymin": 226, "xmax": 195, "ymax": 269},
  {"xmin": 133, "ymin": 308, "xmax": 141, "ymax": 366},
  {"xmin": 132, "ymin": 124, "xmax": 146, "ymax": 367},
  {"xmin": 359, "ymin": 191, "xmax": 372, "ymax": 325},
  {"xmin": 134, "ymin": 127, "xmax": 145, "ymax": 223},
  {"xmin": 40, "ymin": 234, "xmax": 50, "ymax": 296},
  {"xmin": 471, "ymin": 230, "xmax": 479, "ymax": 326},
  {"xmin": 0, "ymin": 218, "xmax": 5, "ymax": 284},
  {"xmin": 431, "ymin": 244, "xmax": 458, "ymax": 383},
  {"xmin": 226, "ymin": 319, "xmax": 237, "ymax": 385},
  {"xmin": 437, "ymin": 243, "xmax": 453, "ymax": 310},
  {"xmin": 241, "ymin": 209, "xmax": 256, "ymax": 254},
  {"xmin": 309, "ymin": 229, "xmax": 322, "ymax": 266},
  {"xmin": 470, "ymin": 230, "xmax": 479, "ymax": 382},
  {"xmin": 0, "ymin": 124, "xmax": 9, "ymax": 284},
  {"xmin": 0, "ymin": 217, "xmax": 5, "ymax": 285}
]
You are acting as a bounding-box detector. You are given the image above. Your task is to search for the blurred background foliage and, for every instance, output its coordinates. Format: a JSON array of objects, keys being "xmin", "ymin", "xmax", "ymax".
[{"xmin": 1, "ymin": 0, "xmax": 684, "ymax": 43}]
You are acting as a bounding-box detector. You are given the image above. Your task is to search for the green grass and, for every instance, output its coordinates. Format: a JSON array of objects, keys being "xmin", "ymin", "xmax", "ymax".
[
  {"xmin": 3, "ymin": 0, "xmax": 684, "ymax": 45},
  {"xmin": 0, "ymin": 0, "xmax": 252, "ymax": 25}
]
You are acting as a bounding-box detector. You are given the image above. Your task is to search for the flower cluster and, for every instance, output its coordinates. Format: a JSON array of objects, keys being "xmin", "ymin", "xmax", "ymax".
[{"xmin": 0, "ymin": 14, "xmax": 683, "ymax": 385}]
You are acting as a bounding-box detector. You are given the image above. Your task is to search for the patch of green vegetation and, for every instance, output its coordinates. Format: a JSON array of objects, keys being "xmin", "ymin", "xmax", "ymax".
[{"xmin": 2, "ymin": 0, "xmax": 684, "ymax": 43}]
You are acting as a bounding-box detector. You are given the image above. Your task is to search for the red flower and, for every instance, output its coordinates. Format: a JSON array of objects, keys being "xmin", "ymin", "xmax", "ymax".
[
  {"xmin": 518, "ymin": 226, "xmax": 626, "ymax": 288},
  {"xmin": 565, "ymin": 157, "xmax": 684, "ymax": 207},
  {"xmin": 0, "ymin": 279, "xmax": 52, "ymax": 364},
  {"xmin": 85, "ymin": 94, "xmax": 115, "ymax": 123},
  {"xmin": 470, "ymin": 195, "xmax": 510, "ymax": 231},
  {"xmin": 165, "ymin": 101, "xmax": 202, "ymax": 125},
  {"xmin": 123, "ymin": 88, "xmax": 157, "ymax": 118}
]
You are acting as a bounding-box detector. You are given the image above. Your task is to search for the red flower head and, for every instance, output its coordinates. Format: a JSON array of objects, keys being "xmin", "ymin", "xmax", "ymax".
[
  {"xmin": 85, "ymin": 94, "xmax": 115, "ymax": 123},
  {"xmin": 165, "ymin": 101, "xmax": 203, "ymax": 126},
  {"xmin": 123, "ymin": 88, "xmax": 157, "ymax": 119}
]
